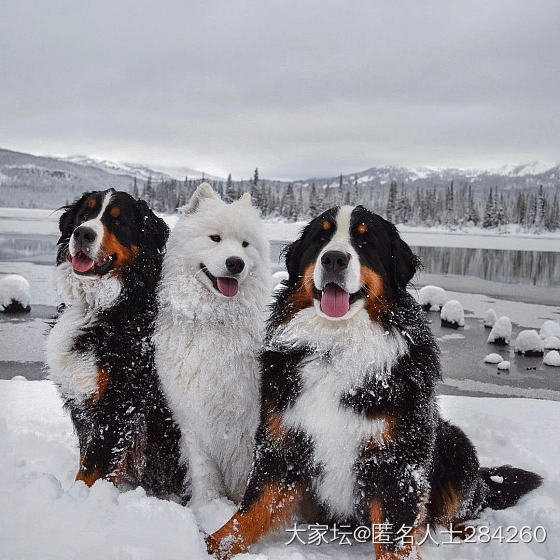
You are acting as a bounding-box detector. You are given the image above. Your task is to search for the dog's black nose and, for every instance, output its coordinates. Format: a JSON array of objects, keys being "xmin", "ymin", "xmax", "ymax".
[
  {"xmin": 73, "ymin": 226, "xmax": 97, "ymax": 243},
  {"xmin": 226, "ymin": 256, "xmax": 245, "ymax": 274},
  {"xmin": 321, "ymin": 250, "xmax": 350, "ymax": 273}
]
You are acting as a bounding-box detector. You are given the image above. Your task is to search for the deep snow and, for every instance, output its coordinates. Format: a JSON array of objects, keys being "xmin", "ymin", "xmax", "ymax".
[{"xmin": 0, "ymin": 379, "xmax": 558, "ymax": 560}]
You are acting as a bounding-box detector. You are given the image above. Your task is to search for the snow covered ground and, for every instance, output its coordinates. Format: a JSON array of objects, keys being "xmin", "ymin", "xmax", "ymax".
[{"xmin": 0, "ymin": 378, "xmax": 558, "ymax": 560}]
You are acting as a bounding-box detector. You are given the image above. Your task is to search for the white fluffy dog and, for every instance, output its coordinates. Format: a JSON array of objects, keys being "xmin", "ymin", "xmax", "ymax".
[{"xmin": 154, "ymin": 183, "xmax": 271, "ymax": 507}]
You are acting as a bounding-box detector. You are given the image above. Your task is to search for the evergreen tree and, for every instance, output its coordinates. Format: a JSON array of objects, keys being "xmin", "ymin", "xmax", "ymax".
[
  {"xmin": 482, "ymin": 189, "xmax": 495, "ymax": 228},
  {"xmin": 132, "ymin": 177, "xmax": 139, "ymax": 199},
  {"xmin": 224, "ymin": 173, "xmax": 236, "ymax": 203},
  {"xmin": 386, "ymin": 180, "xmax": 398, "ymax": 222}
]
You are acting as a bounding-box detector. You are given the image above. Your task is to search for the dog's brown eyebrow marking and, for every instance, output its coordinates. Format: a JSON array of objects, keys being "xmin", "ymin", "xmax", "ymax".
[
  {"xmin": 322, "ymin": 219, "xmax": 332, "ymax": 231},
  {"xmin": 88, "ymin": 198, "xmax": 97, "ymax": 208},
  {"xmin": 357, "ymin": 222, "xmax": 368, "ymax": 234},
  {"xmin": 110, "ymin": 206, "xmax": 120, "ymax": 218}
]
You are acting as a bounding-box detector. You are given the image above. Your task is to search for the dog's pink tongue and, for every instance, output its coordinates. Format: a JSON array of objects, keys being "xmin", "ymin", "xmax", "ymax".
[
  {"xmin": 71, "ymin": 253, "xmax": 95, "ymax": 273},
  {"xmin": 217, "ymin": 277, "xmax": 239, "ymax": 297},
  {"xmin": 321, "ymin": 283, "xmax": 350, "ymax": 318}
]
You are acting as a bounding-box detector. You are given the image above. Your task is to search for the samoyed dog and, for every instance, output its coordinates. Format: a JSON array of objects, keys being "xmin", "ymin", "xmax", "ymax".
[{"xmin": 154, "ymin": 183, "xmax": 271, "ymax": 506}]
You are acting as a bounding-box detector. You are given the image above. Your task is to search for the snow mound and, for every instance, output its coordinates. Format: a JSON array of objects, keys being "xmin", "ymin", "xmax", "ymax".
[
  {"xmin": 543, "ymin": 350, "xmax": 560, "ymax": 367},
  {"xmin": 484, "ymin": 308, "xmax": 497, "ymax": 328},
  {"xmin": 540, "ymin": 320, "xmax": 560, "ymax": 340},
  {"xmin": 440, "ymin": 300, "xmax": 464, "ymax": 328},
  {"xmin": 272, "ymin": 270, "xmax": 289, "ymax": 284},
  {"xmin": 418, "ymin": 285, "xmax": 447, "ymax": 311},
  {"xmin": 0, "ymin": 274, "xmax": 31, "ymax": 313},
  {"xmin": 514, "ymin": 330, "xmax": 544, "ymax": 356},
  {"xmin": 497, "ymin": 360, "xmax": 510, "ymax": 371},
  {"xmin": 1, "ymin": 380, "xmax": 558, "ymax": 560},
  {"xmin": 484, "ymin": 353, "xmax": 503, "ymax": 364},
  {"xmin": 544, "ymin": 336, "xmax": 560, "ymax": 350},
  {"xmin": 487, "ymin": 316, "xmax": 512, "ymax": 345}
]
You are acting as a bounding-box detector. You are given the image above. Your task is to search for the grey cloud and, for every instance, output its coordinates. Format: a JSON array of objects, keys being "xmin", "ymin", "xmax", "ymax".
[{"xmin": 1, "ymin": 0, "xmax": 559, "ymax": 179}]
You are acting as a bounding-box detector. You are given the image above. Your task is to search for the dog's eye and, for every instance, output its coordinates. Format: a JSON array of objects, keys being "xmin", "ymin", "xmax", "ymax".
[
  {"xmin": 242, "ymin": 241, "xmax": 249, "ymax": 248},
  {"xmin": 114, "ymin": 218, "xmax": 121, "ymax": 226},
  {"xmin": 210, "ymin": 235, "xmax": 221, "ymax": 242}
]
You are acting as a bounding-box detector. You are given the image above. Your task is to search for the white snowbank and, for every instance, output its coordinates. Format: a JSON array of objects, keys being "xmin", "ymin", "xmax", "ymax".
[
  {"xmin": 514, "ymin": 330, "xmax": 545, "ymax": 355},
  {"xmin": 544, "ymin": 336, "xmax": 560, "ymax": 350},
  {"xmin": 484, "ymin": 308, "xmax": 497, "ymax": 328},
  {"xmin": 540, "ymin": 320, "xmax": 560, "ymax": 340},
  {"xmin": 0, "ymin": 274, "xmax": 31, "ymax": 311},
  {"xmin": 272, "ymin": 270, "xmax": 289, "ymax": 284},
  {"xmin": 544, "ymin": 350, "xmax": 560, "ymax": 367},
  {"xmin": 484, "ymin": 353, "xmax": 503, "ymax": 364},
  {"xmin": 418, "ymin": 285, "xmax": 447, "ymax": 311},
  {"xmin": 497, "ymin": 360, "xmax": 510, "ymax": 371},
  {"xmin": 440, "ymin": 299, "xmax": 465, "ymax": 326},
  {"xmin": 1, "ymin": 379, "xmax": 558, "ymax": 560},
  {"xmin": 487, "ymin": 316, "xmax": 513, "ymax": 344}
]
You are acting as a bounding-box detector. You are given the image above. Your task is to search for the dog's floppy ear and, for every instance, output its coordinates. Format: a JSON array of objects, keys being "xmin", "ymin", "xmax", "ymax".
[
  {"xmin": 136, "ymin": 199, "xmax": 169, "ymax": 251},
  {"xmin": 385, "ymin": 222, "xmax": 420, "ymax": 288},
  {"xmin": 183, "ymin": 182, "xmax": 219, "ymax": 215},
  {"xmin": 57, "ymin": 191, "xmax": 94, "ymax": 245}
]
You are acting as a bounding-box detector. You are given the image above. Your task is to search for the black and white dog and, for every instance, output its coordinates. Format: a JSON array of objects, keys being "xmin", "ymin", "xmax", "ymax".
[
  {"xmin": 207, "ymin": 205, "xmax": 542, "ymax": 559},
  {"xmin": 46, "ymin": 189, "xmax": 186, "ymax": 499}
]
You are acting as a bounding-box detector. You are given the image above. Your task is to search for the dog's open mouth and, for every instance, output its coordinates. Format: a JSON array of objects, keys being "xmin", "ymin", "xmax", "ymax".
[
  {"xmin": 71, "ymin": 251, "xmax": 115, "ymax": 276},
  {"xmin": 314, "ymin": 283, "xmax": 365, "ymax": 318},
  {"xmin": 200, "ymin": 264, "xmax": 239, "ymax": 297}
]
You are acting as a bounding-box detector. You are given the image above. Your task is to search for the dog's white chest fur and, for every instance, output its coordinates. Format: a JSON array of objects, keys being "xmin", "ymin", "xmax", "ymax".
[
  {"xmin": 46, "ymin": 303, "xmax": 98, "ymax": 403},
  {"xmin": 46, "ymin": 263, "xmax": 121, "ymax": 403},
  {"xmin": 273, "ymin": 308, "xmax": 408, "ymax": 518}
]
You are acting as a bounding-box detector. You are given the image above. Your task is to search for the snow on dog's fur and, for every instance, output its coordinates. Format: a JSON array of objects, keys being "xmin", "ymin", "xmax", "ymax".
[{"xmin": 154, "ymin": 183, "xmax": 271, "ymax": 506}]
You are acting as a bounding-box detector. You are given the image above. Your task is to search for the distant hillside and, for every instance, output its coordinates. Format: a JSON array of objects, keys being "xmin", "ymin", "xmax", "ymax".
[
  {"xmin": 0, "ymin": 149, "xmax": 216, "ymax": 208},
  {"xmin": 0, "ymin": 147, "xmax": 558, "ymax": 210}
]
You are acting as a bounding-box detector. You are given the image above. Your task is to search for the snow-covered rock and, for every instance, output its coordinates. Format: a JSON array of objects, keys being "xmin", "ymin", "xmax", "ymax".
[
  {"xmin": 487, "ymin": 316, "xmax": 512, "ymax": 345},
  {"xmin": 540, "ymin": 320, "xmax": 560, "ymax": 340},
  {"xmin": 0, "ymin": 274, "xmax": 31, "ymax": 313},
  {"xmin": 497, "ymin": 360, "xmax": 510, "ymax": 371},
  {"xmin": 544, "ymin": 336, "xmax": 560, "ymax": 350},
  {"xmin": 543, "ymin": 350, "xmax": 560, "ymax": 367},
  {"xmin": 484, "ymin": 353, "xmax": 503, "ymax": 364},
  {"xmin": 514, "ymin": 330, "xmax": 544, "ymax": 356},
  {"xmin": 440, "ymin": 300, "xmax": 465, "ymax": 328},
  {"xmin": 272, "ymin": 270, "xmax": 289, "ymax": 284},
  {"xmin": 418, "ymin": 285, "xmax": 447, "ymax": 311},
  {"xmin": 484, "ymin": 308, "xmax": 497, "ymax": 328}
]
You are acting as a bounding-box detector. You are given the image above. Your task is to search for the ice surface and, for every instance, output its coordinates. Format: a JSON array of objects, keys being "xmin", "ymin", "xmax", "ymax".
[
  {"xmin": 440, "ymin": 299, "xmax": 465, "ymax": 326},
  {"xmin": 514, "ymin": 330, "xmax": 545, "ymax": 355},
  {"xmin": 418, "ymin": 285, "xmax": 447, "ymax": 311},
  {"xmin": 487, "ymin": 316, "xmax": 512, "ymax": 344},
  {"xmin": 544, "ymin": 351, "xmax": 560, "ymax": 367},
  {"xmin": 0, "ymin": 274, "xmax": 31, "ymax": 310},
  {"xmin": 484, "ymin": 353, "xmax": 503, "ymax": 364}
]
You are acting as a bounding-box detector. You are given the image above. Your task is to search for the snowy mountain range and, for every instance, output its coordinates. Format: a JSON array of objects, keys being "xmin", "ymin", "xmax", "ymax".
[{"xmin": 0, "ymin": 147, "xmax": 558, "ymax": 209}]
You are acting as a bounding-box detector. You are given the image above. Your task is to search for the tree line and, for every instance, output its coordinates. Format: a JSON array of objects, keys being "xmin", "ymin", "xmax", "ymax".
[{"xmin": 136, "ymin": 169, "xmax": 560, "ymax": 231}]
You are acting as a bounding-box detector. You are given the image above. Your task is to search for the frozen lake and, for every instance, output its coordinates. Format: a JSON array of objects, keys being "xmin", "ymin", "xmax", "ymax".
[{"xmin": 1, "ymin": 208, "xmax": 560, "ymax": 400}]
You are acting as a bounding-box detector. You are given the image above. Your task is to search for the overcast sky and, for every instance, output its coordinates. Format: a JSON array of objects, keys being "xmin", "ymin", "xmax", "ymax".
[{"xmin": 1, "ymin": 0, "xmax": 559, "ymax": 179}]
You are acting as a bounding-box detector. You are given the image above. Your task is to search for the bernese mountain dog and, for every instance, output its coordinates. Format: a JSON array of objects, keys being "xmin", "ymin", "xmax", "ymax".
[
  {"xmin": 206, "ymin": 204, "xmax": 542, "ymax": 559},
  {"xmin": 46, "ymin": 189, "xmax": 186, "ymax": 499}
]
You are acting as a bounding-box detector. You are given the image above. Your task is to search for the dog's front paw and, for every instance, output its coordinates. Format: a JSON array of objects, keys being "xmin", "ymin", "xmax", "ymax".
[{"xmin": 205, "ymin": 533, "xmax": 226, "ymax": 560}]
